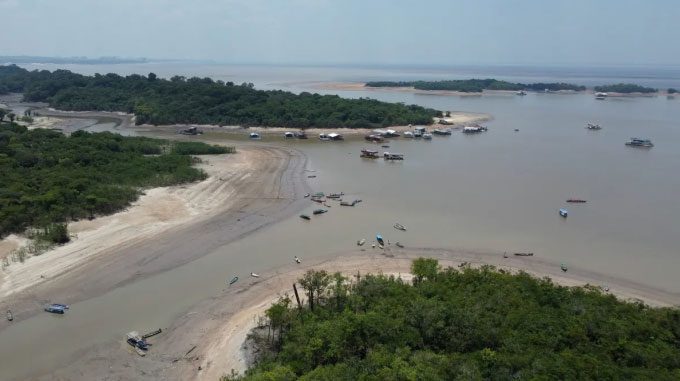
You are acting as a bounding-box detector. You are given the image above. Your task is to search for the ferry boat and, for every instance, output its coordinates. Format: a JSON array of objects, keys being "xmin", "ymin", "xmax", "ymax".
[
  {"xmin": 625, "ymin": 138, "xmax": 654, "ymax": 148},
  {"xmin": 586, "ymin": 123, "xmax": 602, "ymax": 130}
]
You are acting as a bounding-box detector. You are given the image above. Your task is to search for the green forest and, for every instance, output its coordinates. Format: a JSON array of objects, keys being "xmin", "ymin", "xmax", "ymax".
[
  {"xmin": 0, "ymin": 121, "xmax": 233, "ymax": 240},
  {"xmin": 229, "ymin": 259, "xmax": 680, "ymax": 380},
  {"xmin": 594, "ymin": 83, "xmax": 658, "ymax": 93},
  {"xmin": 365, "ymin": 79, "xmax": 586, "ymax": 93},
  {"xmin": 0, "ymin": 65, "xmax": 440, "ymax": 128}
]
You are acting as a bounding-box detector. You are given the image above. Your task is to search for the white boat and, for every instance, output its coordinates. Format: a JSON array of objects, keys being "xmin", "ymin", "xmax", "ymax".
[
  {"xmin": 516, "ymin": 90, "xmax": 527, "ymax": 96},
  {"xmin": 357, "ymin": 239, "xmax": 366, "ymax": 246},
  {"xmin": 595, "ymin": 92, "xmax": 608, "ymax": 100},
  {"xmin": 559, "ymin": 209, "xmax": 568, "ymax": 218},
  {"xmin": 586, "ymin": 123, "xmax": 602, "ymax": 130},
  {"xmin": 462, "ymin": 126, "xmax": 487, "ymax": 134},
  {"xmin": 294, "ymin": 256, "xmax": 301, "ymax": 264},
  {"xmin": 284, "ymin": 132, "xmax": 294, "ymax": 138},
  {"xmin": 403, "ymin": 131, "xmax": 414, "ymax": 138},
  {"xmin": 422, "ymin": 133, "xmax": 433, "ymax": 140},
  {"xmin": 249, "ymin": 132, "xmax": 261, "ymax": 139},
  {"xmin": 250, "ymin": 272, "xmax": 260, "ymax": 278},
  {"xmin": 383, "ymin": 152, "xmax": 404, "ymax": 160}
]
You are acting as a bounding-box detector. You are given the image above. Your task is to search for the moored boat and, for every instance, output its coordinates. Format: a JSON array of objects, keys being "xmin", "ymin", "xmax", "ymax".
[
  {"xmin": 376, "ymin": 234, "xmax": 384, "ymax": 247},
  {"xmin": 294, "ymin": 131, "xmax": 308, "ymax": 139},
  {"xmin": 313, "ymin": 209, "xmax": 328, "ymax": 215},
  {"xmin": 249, "ymin": 132, "xmax": 261, "ymax": 140},
  {"xmin": 357, "ymin": 239, "xmax": 366, "ymax": 246},
  {"xmin": 300, "ymin": 214, "xmax": 310, "ymax": 220},
  {"xmin": 250, "ymin": 272, "xmax": 260, "ymax": 278},
  {"xmin": 294, "ymin": 256, "xmax": 301, "ymax": 264},
  {"xmin": 403, "ymin": 131, "xmax": 414, "ymax": 138},
  {"xmin": 284, "ymin": 132, "xmax": 295, "ymax": 138},
  {"xmin": 422, "ymin": 133, "xmax": 433, "ymax": 140},
  {"xmin": 513, "ymin": 252, "xmax": 534, "ymax": 257},
  {"xmin": 44, "ymin": 304, "xmax": 65, "ymax": 314},
  {"xmin": 360, "ymin": 149, "xmax": 380, "ymax": 158},
  {"xmin": 566, "ymin": 199, "xmax": 587, "ymax": 203},
  {"xmin": 559, "ymin": 208, "xmax": 568, "ymax": 218},
  {"xmin": 126, "ymin": 331, "xmax": 150, "ymax": 352},
  {"xmin": 229, "ymin": 276, "xmax": 239, "ymax": 285},
  {"xmin": 516, "ymin": 90, "xmax": 527, "ymax": 96},
  {"xmin": 383, "ymin": 152, "xmax": 404, "ymax": 160},
  {"xmin": 625, "ymin": 138, "xmax": 654, "ymax": 147},
  {"xmin": 586, "ymin": 123, "xmax": 602, "ymax": 130},
  {"xmin": 395, "ymin": 242, "xmax": 404, "ymax": 248},
  {"xmin": 561, "ymin": 263, "xmax": 568, "ymax": 272},
  {"xmin": 6, "ymin": 310, "xmax": 13, "ymax": 321},
  {"xmin": 365, "ymin": 134, "xmax": 384, "ymax": 142},
  {"xmin": 327, "ymin": 192, "xmax": 344, "ymax": 199},
  {"xmin": 432, "ymin": 128, "xmax": 452, "ymax": 136},
  {"xmin": 595, "ymin": 92, "xmax": 608, "ymax": 100},
  {"xmin": 393, "ymin": 223, "xmax": 406, "ymax": 231},
  {"xmin": 462, "ymin": 126, "xmax": 488, "ymax": 134}
]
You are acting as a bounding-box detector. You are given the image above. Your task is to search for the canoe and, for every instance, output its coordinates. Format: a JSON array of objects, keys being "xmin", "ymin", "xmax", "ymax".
[
  {"xmin": 357, "ymin": 239, "xmax": 366, "ymax": 246},
  {"xmin": 566, "ymin": 199, "xmax": 587, "ymax": 203},
  {"xmin": 229, "ymin": 276, "xmax": 239, "ymax": 285},
  {"xmin": 395, "ymin": 242, "xmax": 404, "ymax": 248},
  {"xmin": 394, "ymin": 223, "xmax": 406, "ymax": 231},
  {"xmin": 250, "ymin": 272, "xmax": 260, "ymax": 278},
  {"xmin": 313, "ymin": 209, "xmax": 327, "ymax": 215},
  {"xmin": 376, "ymin": 234, "xmax": 384, "ymax": 246},
  {"xmin": 44, "ymin": 304, "xmax": 65, "ymax": 314},
  {"xmin": 514, "ymin": 252, "xmax": 534, "ymax": 257},
  {"xmin": 300, "ymin": 214, "xmax": 310, "ymax": 220}
]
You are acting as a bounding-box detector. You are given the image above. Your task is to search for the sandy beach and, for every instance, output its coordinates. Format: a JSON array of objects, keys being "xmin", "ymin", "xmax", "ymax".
[
  {"xmin": 37, "ymin": 247, "xmax": 680, "ymax": 381},
  {"xmin": 0, "ymin": 145, "xmax": 310, "ymax": 331}
]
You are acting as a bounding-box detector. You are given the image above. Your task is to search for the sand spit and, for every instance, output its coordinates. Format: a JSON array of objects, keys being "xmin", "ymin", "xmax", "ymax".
[
  {"xmin": 40, "ymin": 248, "xmax": 680, "ymax": 381},
  {"xmin": 0, "ymin": 145, "xmax": 310, "ymax": 330}
]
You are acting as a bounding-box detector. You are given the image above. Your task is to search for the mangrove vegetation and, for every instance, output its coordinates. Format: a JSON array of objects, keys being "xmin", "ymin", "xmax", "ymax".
[
  {"xmin": 229, "ymin": 259, "xmax": 680, "ymax": 380},
  {"xmin": 0, "ymin": 65, "xmax": 440, "ymax": 128}
]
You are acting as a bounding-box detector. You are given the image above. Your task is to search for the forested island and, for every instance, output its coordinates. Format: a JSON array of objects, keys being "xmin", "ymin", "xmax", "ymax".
[
  {"xmin": 594, "ymin": 83, "xmax": 658, "ymax": 94},
  {"xmin": 0, "ymin": 121, "xmax": 232, "ymax": 242},
  {"xmin": 230, "ymin": 259, "xmax": 680, "ymax": 380},
  {"xmin": 0, "ymin": 65, "xmax": 440, "ymax": 128},
  {"xmin": 365, "ymin": 79, "xmax": 586, "ymax": 93}
]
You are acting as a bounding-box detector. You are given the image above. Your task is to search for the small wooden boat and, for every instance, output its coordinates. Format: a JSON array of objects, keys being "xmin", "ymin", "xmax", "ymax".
[
  {"xmin": 357, "ymin": 239, "xmax": 366, "ymax": 246},
  {"xmin": 560, "ymin": 263, "xmax": 568, "ymax": 272},
  {"xmin": 376, "ymin": 234, "xmax": 385, "ymax": 247},
  {"xmin": 250, "ymin": 272, "xmax": 260, "ymax": 278},
  {"xmin": 229, "ymin": 276, "xmax": 239, "ymax": 285},
  {"xmin": 300, "ymin": 214, "xmax": 310, "ymax": 220},
  {"xmin": 142, "ymin": 328, "xmax": 162, "ymax": 339},
  {"xmin": 313, "ymin": 209, "xmax": 327, "ymax": 215},
  {"xmin": 514, "ymin": 252, "xmax": 534, "ymax": 257},
  {"xmin": 304, "ymin": 193, "xmax": 310, "ymax": 198},
  {"xmin": 294, "ymin": 256, "xmax": 301, "ymax": 264},
  {"xmin": 566, "ymin": 199, "xmax": 587, "ymax": 203},
  {"xmin": 340, "ymin": 200, "xmax": 358, "ymax": 206},
  {"xmin": 6, "ymin": 310, "xmax": 13, "ymax": 322},
  {"xmin": 327, "ymin": 193, "xmax": 344, "ymax": 199},
  {"xmin": 393, "ymin": 223, "xmax": 406, "ymax": 231},
  {"xmin": 44, "ymin": 304, "xmax": 65, "ymax": 314},
  {"xmin": 514, "ymin": 129, "xmax": 519, "ymax": 132},
  {"xmin": 307, "ymin": 175, "xmax": 317, "ymax": 178},
  {"xmin": 559, "ymin": 208, "xmax": 568, "ymax": 218},
  {"xmin": 395, "ymin": 242, "xmax": 404, "ymax": 248}
]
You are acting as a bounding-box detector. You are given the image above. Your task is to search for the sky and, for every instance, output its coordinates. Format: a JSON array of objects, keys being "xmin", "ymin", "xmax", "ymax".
[{"xmin": 1, "ymin": 0, "xmax": 679, "ymax": 66}]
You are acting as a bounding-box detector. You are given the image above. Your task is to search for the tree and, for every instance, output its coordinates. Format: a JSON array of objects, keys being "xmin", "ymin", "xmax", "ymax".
[
  {"xmin": 266, "ymin": 296, "xmax": 291, "ymax": 347},
  {"xmin": 410, "ymin": 257, "xmax": 439, "ymax": 283},
  {"xmin": 0, "ymin": 108, "xmax": 6, "ymax": 122},
  {"xmin": 148, "ymin": 72, "xmax": 157, "ymax": 82},
  {"xmin": 7, "ymin": 112, "xmax": 15, "ymax": 122},
  {"xmin": 298, "ymin": 270, "xmax": 330, "ymax": 311}
]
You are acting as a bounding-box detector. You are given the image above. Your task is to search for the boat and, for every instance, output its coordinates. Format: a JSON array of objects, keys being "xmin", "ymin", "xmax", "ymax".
[
  {"xmin": 559, "ymin": 208, "xmax": 568, "ymax": 218},
  {"xmin": 513, "ymin": 252, "xmax": 534, "ymax": 257},
  {"xmin": 381, "ymin": 145, "xmax": 390, "ymax": 148},
  {"xmin": 403, "ymin": 131, "xmax": 414, "ymax": 138},
  {"xmin": 229, "ymin": 276, "xmax": 239, "ymax": 285},
  {"xmin": 6, "ymin": 310, "xmax": 13, "ymax": 322},
  {"xmin": 413, "ymin": 130, "xmax": 423, "ymax": 138},
  {"xmin": 383, "ymin": 152, "xmax": 404, "ymax": 160},
  {"xmin": 313, "ymin": 209, "xmax": 327, "ymax": 215},
  {"xmin": 393, "ymin": 223, "xmax": 406, "ymax": 231},
  {"xmin": 586, "ymin": 123, "xmax": 602, "ymax": 130},
  {"xmin": 560, "ymin": 263, "xmax": 568, "ymax": 272},
  {"xmin": 625, "ymin": 138, "xmax": 654, "ymax": 148},
  {"xmin": 422, "ymin": 133, "xmax": 433, "ymax": 140},
  {"xmin": 284, "ymin": 132, "xmax": 295, "ymax": 138},
  {"xmin": 462, "ymin": 126, "xmax": 488, "ymax": 134},
  {"xmin": 432, "ymin": 128, "xmax": 452, "ymax": 136},
  {"xmin": 357, "ymin": 239, "xmax": 366, "ymax": 246},
  {"xmin": 360, "ymin": 149, "xmax": 380, "ymax": 158},
  {"xmin": 327, "ymin": 133, "xmax": 344, "ymax": 141},
  {"xmin": 250, "ymin": 272, "xmax": 260, "ymax": 278},
  {"xmin": 340, "ymin": 200, "xmax": 359, "ymax": 206},
  {"xmin": 294, "ymin": 131, "xmax": 308, "ymax": 139},
  {"xmin": 44, "ymin": 304, "xmax": 65, "ymax": 314},
  {"xmin": 566, "ymin": 199, "xmax": 587, "ymax": 203},
  {"xmin": 126, "ymin": 331, "xmax": 150, "ymax": 352},
  {"xmin": 376, "ymin": 234, "xmax": 384, "ymax": 247},
  {"xmin": 395, "ymin": 242, "xmax": 404, "ymax": 248},
  {"xmin": 595, "ymin": 92, "xmax": 608, "ymax": 100},
  {"xmin": 319, "ymin": 133, "xmax": 331, "ymax": 141},
  {"xmin": 249, "ymin": 132, "xmax": 261, "ymax": 140},
  {"xmin": 304, "ymin": 193, "xmax": 310, "ymax": 198},
  {"xmin": 516, "ymin": 90, "xmax": 527, "ymax": 96},
  {"xmin": 514, "ymin": 128, "xmax": 519, "ymax": 132},
  {"xmin": 300, "ymin": 214, "xmax": 310, "ymax": 220},
  {"xmin": 365, "ymin": 134, "xmax": 384, "ymax": 143},
  {"xmin": 294, "ymin": 256, "xmax": 301, "ymax": 264},
  {"xmin": 327, "ymin": 192, "xmax": 344, "ymax": 199}
]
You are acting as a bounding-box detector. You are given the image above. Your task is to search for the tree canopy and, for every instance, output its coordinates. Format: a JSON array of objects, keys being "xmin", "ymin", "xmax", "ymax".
[
  {"xmin": 0, "ymin": 122, "xmax": 232, "ymax": 238},
  {"xmin": 229, "ymin": 260, "xmax": 680, "ymax": 380},
  {"xmin": 365, "ymin": 79, "xmax": 586, "ymax": 93},
  {"xmin": 0, "ymin": 65, "xmax": 441, "ymax": 128}
]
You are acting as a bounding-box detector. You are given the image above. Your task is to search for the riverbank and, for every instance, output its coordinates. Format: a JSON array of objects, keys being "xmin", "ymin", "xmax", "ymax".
[
  {"xmin": 37, "ymin": 248, "xmax": 680, "ymax": 380},
  {"xmin": 0, "ymin": 145, "xmax": 310, "ymax": 332}
]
